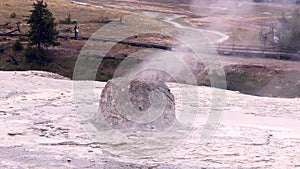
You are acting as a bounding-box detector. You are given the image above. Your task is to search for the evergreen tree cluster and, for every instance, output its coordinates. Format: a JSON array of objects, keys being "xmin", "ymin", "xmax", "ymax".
[
  {"xmin": 25, "ymin": 0, "xmax": 59, "ymax": 64},
  {"xmin": 278, "ymin": 8, "xmax": 300, "ymax": 50},
  {"xmin": 27, "ymin": 0, "xmax": 59, "ymax": 49}
]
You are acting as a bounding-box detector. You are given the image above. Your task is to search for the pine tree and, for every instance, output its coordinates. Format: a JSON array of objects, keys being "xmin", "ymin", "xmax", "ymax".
[
  {"xmin": 27, "ymin": 0, "xmax": 59, "ymax": 49},
  {"xmin": 278, "ymin": 8, "xmax": 300, "ymax": 50}
]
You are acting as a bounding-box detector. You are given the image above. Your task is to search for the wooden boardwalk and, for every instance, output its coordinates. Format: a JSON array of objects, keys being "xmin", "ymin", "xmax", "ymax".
[
  {"xmin": 0, "ymin": 33, "xmax": 172, "ymax": 51},
  {"xmin": 1, "ymin": 33, "xmax": 300, "ymax": 61},
  {"xmin": 57, "ymin": 35, "xmax": 172, "ymax": 50},
  {"xmin": 216, "ymin": 44, "xmax": 300, "ymax": 61}
]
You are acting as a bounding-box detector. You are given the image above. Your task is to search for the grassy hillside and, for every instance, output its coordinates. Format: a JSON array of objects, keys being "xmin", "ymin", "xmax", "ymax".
[
  {"xmin": 0, "ymin": 0, "xmax": 132, "ymax": 79},
  {"xmin": 0, "ymin": 0, "xmax": 174, "ymax": 81}
]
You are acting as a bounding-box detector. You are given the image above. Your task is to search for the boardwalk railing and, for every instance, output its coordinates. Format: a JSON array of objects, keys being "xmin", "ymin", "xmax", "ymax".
[
  {"xmin": 0, "ymin": 33, "xmax": 172, "ymax": 51},
  {"xmin": 1, "ymin": 32, "xmax": 299, "ymax": 61},
  {"xmin": 215, "ymin": 44, "xmax": 300, "ymax": 61}
]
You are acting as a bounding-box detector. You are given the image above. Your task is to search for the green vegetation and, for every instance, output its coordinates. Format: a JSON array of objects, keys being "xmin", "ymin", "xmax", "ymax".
[
  {"xmin": 25, "ymin": 47, "xmax": 52, "ymax": 65},
  {"xmin": 99, "ymin": 16, "xmax": 111, "ymax": 23},
  {"xmin": 0, "ymin": 0, "xmax": 129, "ymax": 80},
  {"xmin": 225, "ymin": 66, "xmax": 271, "ymax": 93},
  {"xmin": 27, "ymin": 0, "xmax": 59, "ymax": 49},
  {"xmin": 10, "ymin": 12, "xmax": 16, "ymax": 19},
  {"xmin": 197, "ymin": 65, "xmax": 271, "ymax": 94},
  {"xmin": 25, "ymin": 0, "xmax": 60, "ymax": 65},
  {"xmin": 278, "ymin": 8, "xmax": 300, "ymax": 50},
  {"xmin": 0, "ymin": 0, "xmax": 298, "ymax": 98},
  {"xmin": 12, "ymin": 40, "xmax": 23, "ymax": 51},
  {"xmin": 59, "ymin": 14, "xmax": 77, "ymax": 24}
]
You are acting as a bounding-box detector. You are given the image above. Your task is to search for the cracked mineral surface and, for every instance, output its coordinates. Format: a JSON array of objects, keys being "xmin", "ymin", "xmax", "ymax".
[{"xmin": 0, "ymin": 71, "xmax": 299, "ymax": 168}]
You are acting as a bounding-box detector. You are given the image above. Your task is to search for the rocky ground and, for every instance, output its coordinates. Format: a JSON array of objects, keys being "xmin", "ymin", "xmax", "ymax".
[{"xmin": 0, "ymin": 71, "xmax": 299, "ymax": 168}]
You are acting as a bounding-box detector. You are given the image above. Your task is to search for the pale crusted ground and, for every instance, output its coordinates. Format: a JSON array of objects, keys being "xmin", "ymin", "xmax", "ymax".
[{"xmin": 0, "ymin": 71, "xmax": 299, "ymax": 168}]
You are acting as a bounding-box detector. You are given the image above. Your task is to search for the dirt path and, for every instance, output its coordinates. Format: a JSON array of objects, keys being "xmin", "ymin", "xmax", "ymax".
[{"xmin": 161, "ymin": 14, "xmax": 229, "ymax": 43}]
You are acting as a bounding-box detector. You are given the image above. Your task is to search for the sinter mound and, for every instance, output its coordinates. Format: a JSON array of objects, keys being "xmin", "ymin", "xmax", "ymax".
[{"xmin": 99, "ymin": 78, "xmax": 176, "ymax": 131}]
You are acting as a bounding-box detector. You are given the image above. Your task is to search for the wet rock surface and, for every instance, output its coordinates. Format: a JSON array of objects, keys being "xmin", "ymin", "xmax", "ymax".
[
  {"xmin": 99, "ymin": 78, "xmax": 176, "ymax": 131},
  {"xmin": 0, "ymin": 71, "xmax": 300, "ymax": 168}
]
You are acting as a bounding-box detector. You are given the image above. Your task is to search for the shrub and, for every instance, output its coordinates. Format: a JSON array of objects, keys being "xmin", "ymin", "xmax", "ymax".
[
  {"xmin": 59, "ymin": 14, "xmax": 77, "ymax": 24},
  {"xmin": 12, "ymin": 40, "xmax": 23, "ymax": 51},
  {"xmin": 278, "ymin": 8, "xmax": 300, "ymax": 50},
  {"xmin": 99, "ymin": 16, "xmax": 111, "ymax": 23},
  {"xmin": 25, "ymin": 47, "xmax": 52, "ymax": 65},
  {"xmin": 10, "ymin": 12, "xmax": 16, "ymax": 19}
]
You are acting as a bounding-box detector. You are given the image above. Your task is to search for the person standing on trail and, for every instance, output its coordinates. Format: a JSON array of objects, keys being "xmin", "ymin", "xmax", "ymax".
[
  {"xmin": 259, "ymin": 30, "xmax": 268, "ymax": 46},
  {"xmin": 74, "ymin": 24, "xmax": 79, "ymax": 39},
  {"xmin": 262, "ymin": 34, "xmax": 267, "ymax": 46},
  {"xmin": 120, "ymin": 16, "xmax": 123, "ymax": 24}
]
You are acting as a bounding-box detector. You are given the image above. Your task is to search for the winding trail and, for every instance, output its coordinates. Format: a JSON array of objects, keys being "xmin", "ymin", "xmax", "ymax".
[
  {"xmin": 68, "ymin": 0, "xmax": 229, "ymax": 44},
  {"xmin": 161, "ymin": 15, "xmax": 229, "ymax": 43}
]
